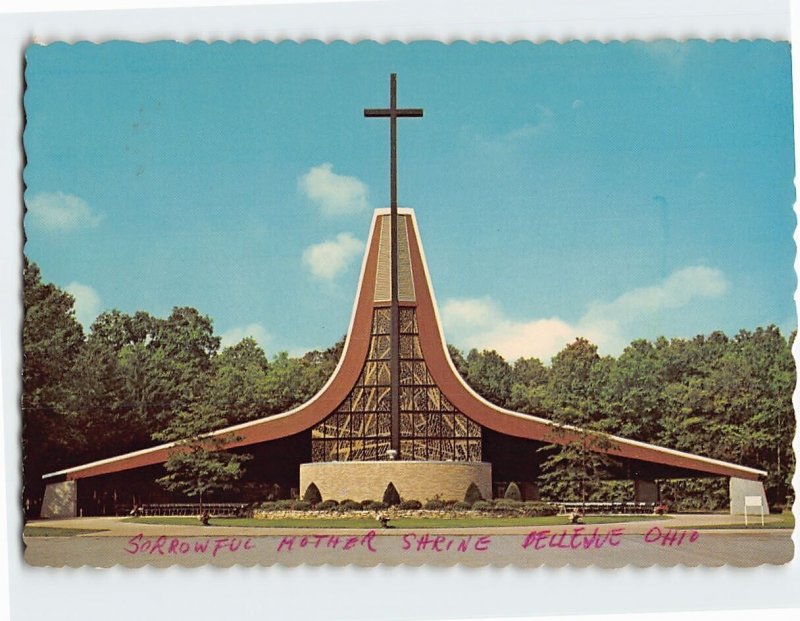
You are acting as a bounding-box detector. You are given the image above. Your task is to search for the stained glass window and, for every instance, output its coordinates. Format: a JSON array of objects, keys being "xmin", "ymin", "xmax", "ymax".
[{"xmin": 311, "ymin": 307, "xmax": 482, "ymax": 461}]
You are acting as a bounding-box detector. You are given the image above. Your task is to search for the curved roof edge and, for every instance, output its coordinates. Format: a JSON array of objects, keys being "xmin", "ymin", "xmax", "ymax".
[{"xmin": 44, "ymin": 208, "xmax": 767, "ymax": 483}]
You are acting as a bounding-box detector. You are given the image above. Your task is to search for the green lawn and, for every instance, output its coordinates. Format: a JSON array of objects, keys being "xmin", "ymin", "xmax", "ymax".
[
  {"xmin": 123, "ymin": 514, "xmax": 664, "ymax": 529},
  {"xmin": 23, "ymin": 526, "xmax": 109, "ymax": 537},
  {"xmin": 687, "ymin": 512, "xmax": 795, "ymax": 530}
]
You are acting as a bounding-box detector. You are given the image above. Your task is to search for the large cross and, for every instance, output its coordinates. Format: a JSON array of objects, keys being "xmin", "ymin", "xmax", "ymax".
[{"xmin": 364, "ymin": 74, "xmax": 423, "ymax": 458}]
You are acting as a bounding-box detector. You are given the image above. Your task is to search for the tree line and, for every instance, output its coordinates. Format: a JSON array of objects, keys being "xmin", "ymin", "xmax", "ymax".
[{"xmin": 22, "ymin": 260, "xmax": 795, "ymax": 511}]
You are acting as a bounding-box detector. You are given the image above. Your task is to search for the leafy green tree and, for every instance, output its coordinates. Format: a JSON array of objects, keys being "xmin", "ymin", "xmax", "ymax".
[
  {"xmin": 22, "ymin": 260, "xmax": 86, "ymax": 512},
  {"xmin": 447, "ymin": 344, "xmax": 469, "ymax": 379},
  {"xmin": 153, "ymin": 403, "xmax": 251, "ymax": 512},
  {"xmin": 464, "ymin": 348, "xmax": 513, "ymax": 407},
  {"xmin": 508, "ymin": 356, "xmax": 550, "ymax": 415},
  {"xmin": 209, "ymin": 337, "xmax": 270, "ymax": 425},
  {"xmin": 539, "ymin": 338, "xmax": 618, "ymax": 502}
]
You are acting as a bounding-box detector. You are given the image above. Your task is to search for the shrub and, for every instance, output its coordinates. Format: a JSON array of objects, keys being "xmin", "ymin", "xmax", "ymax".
[
  {"xmin": 302, "ymin": 483, "xmax": 322, "ymax": 505},
  {"xmin": 453, "ymin": 501, "xmax": 472, "ymax": 511},
  {"xmin": 259, "ymin": 501, "xmax": 277, "ymax": 511},
  {"xmin": 315, "ymin": 500, "xmax": 338, "ymax": 511},
  {"xmin": 503, "ymin": 482, "xmax": 522, "ymax": 501},
  {"xmin": 360, "ymin": 500, "xmax": 376, "ymax": 508},
  {"xmin": 383, "ymin": 482, "xmax": 401, "ymax": 506},
  {"xmin": 275, "ymin": 499, "xmax": 294, "ymax": 510},
  {"xmin": 424, "ymin": 499, "xmax": 446, "ymax": 510},
  {"xmin": 493, "ymin": 499, "xmax": 522, "ymax": 512},
  {"xmin": 290, "ymin": 500, "xmax": 311, "ymax": 511},
  {"xmin": 366, "ymin": 501, "xmax": 388, "ymax": 511},
  {"xmin": 398, "ymin": 499, "xmax": 422, "ymax": 510},
  {"xmin": 338, "ymin": 500, "xmax": 362, "ymax": 512},
  {"xmin": 443, "ymin": 499, "xmax": 458, "ymax": 508},
  {"xmin": 472, "ymin": 500, "xmax": 493, "ymax": 512},
  {"xmin": 522, "ymin": 501, "xmax": 559, "ymax": 517},
  {"xmin": 464, "ymin": 482, "xmax": 483, "ymax": 504}
]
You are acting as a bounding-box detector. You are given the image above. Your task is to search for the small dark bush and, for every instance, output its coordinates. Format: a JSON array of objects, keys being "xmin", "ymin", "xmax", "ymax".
[
  {"xmin": 338, "ymin": 500, "xmax": 362, "ymax": 512},
  {"xmin": 259, "ymin": 501, "xmax": 277, "ymax": 511},
  {"xmin": 443, "ymin": 499, "xmax": 458, "ymax": 508},
  {"xmin": 522, "ymin": 501, "xmax": 559, "ymax": 517},
  {"xmin": 453, "ymin": 501, "xmax": 472, "ymax": 511},
  {"xmin": 366, "ymin": 501, "xmax": 388, "ymax": 511},
  {"xmin": 275, "ymin": 499, "xmax": 294, "ymax": 510},
  {"xmin": 464, "ymin": 482, "xmax": 483, "ymax": 504},
  {"xmin": 302, "ymin": 482, "xmax": 322, "ymax": 505},
  {"xmin": 472, "ymin": 500, "xmax": 493, "ymax": 511},
  {"xmin": 383, "ymin": 482, "xmax": 401, "ymax": 506},
  {"xmin": 503, "ymin": 482, "xmax": 522, "ymax": 501},
  {"xmin": 360, "ymin": 500, "xmax": 376, "ymax": 508},
  {"xmin": 424, "ymin": 499, "xmax": 446, "ymax": 510},
  {"xmin": 398, "ymin": 499, "xmax": 422, "ymax": 510},
  {"xmin": 290, "ymin": 500, "xmax": 311, "ymax": 511},
  {"xmin": 315, "ymin": 500, "xmax": 338, "ymax": 511}
]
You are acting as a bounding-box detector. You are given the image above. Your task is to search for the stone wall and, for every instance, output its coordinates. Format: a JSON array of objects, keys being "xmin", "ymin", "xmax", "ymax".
[
  {"xmin": 300, "ymin": 461, "xmax": 492, "ymax": 502},
  {"xmin": 41, "ymin": 480, "xmax": 77, "ymax": 519}
]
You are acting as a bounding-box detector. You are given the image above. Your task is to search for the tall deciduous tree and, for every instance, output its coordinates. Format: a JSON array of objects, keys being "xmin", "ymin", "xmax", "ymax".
[
  {"xmin": 153, "ymin": 404, "xmax": 251, "ymax": 512},
  {"xmin": 22, "ymin": 260, "xmax": 86, "ymax": 511}
]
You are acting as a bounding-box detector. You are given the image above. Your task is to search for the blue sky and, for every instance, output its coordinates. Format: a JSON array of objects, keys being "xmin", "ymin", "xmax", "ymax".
[{"xmin": 23, "ymin": 40, "xmax": 795, "ymax": 361}]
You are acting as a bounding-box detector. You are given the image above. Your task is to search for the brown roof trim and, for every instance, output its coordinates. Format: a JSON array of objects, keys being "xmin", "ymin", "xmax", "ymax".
[
  {"xmin": 404, "ymin": 213, "xmax": 764, "ymax": 481},
  {"xmin": 45, "ymin": 209, "xmax": 765, "ymax": 483}
]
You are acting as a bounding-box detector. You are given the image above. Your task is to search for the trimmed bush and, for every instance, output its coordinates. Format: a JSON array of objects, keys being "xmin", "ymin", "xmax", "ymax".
[
  {"xmin": 275, "ymin": 499, "xmax": 294, "ymax": 510},
  {"xmin": 522, "ymin": 501, "xmax": 559, "ymax": 517},
  {"xmin": 383, "ymin": 482, "xmax": 401, "ymax": 506},
  {"xmin": 360, "ymin": 500, "xmax": 376, "ymax": 508},
  {"xmin": 472, "ymin": 500, "xmax": 493, "ymax": 512},
  {"xmin": 453, "ymin": 501, "xmax": 472, "ymax": 511},
  {"xmin": 315, "ymin": 500, "xmax": 338, "ymax": 511},
  {"xmin": 398, "ymin": 499, "xmax": 422, "ymax": 510},
  {"xmin": 503, "ymin": 482, "xmax": 522, "ymax": 501},
  {"xmin": 366, "ymin": 501, "xmax": 388, "ymax": 511},
  {"xmin": 259, "ymin": 501, "xmax": 277, "ymax": 511},
  {"xmin": 303, "ymin": 483, "xmax": 322, "ymax": 505},
  {"xmin": 424, "ymin": 499, "xmax": 446, "ymax": 510},
  {"xmin": 290, "ymin": 500, "xmax": 311, "ymax": 511},
  {"xmin": 464, "ymin": 482, "xmax": 483, "ymax": 505},
  {"xmin": 493, "ymin": 499, "xmax": 522, "ymax": 512},
  {"xmin": 443, "ymin": 499, "xmax": 458, "ymax": 507},
  {"xmin": 338, "ymin": 500, "xmax": 362, "ymax": 512}
]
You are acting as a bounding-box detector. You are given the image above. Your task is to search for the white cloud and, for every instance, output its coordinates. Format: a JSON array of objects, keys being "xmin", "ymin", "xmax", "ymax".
[
  {"xmin": 298, "ymin": 163, "xmax": 369, "ymax": 216},
  {"xmin": 65, "ymin": 282, "xmax": 101, "ymax": 329},
  {"xmin": 26, "ymin": 192, "xmax": 101, "ymax": 232},
  {"xmin": 505, "ymin": 105, "xmax": 555, "ymax": 141},
  {"xmin": 302, "ymin": 232, "xmax": 365, "ymax": 281},
  {"xmin": 571, "ymin": 99, "xmax": 584, "ymax": 110},
  {"xmin": 442, "ymin": 266, "xmax": 729, "ymax": 362},
  {"xmin": 219, "ymin": 323, "xmax": 273, "ymax": 351}
]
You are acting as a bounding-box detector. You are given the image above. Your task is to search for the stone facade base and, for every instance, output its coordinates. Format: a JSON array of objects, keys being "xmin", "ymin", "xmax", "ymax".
[
  {"xmin": 41, "ymin": 480, "xmax": 77, "ymax": 519},
  {"xmin": 729, "ymin": 477, "xmax": 769, "ymax": 515},
  {"xmin": 300, "ymin": 461, "xmax": 492, "ymax": 503}
]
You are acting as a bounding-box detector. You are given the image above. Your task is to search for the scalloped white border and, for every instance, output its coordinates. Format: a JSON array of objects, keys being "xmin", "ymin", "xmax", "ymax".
[{"xmin": 1, "ymin": 2, "xmax": 796, "ymax": 620}]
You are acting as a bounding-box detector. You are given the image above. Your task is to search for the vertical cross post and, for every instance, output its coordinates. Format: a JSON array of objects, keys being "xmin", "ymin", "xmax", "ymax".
[{"xmin": 364, "ymin": 74, "xmax": 423, "ymax": 458}]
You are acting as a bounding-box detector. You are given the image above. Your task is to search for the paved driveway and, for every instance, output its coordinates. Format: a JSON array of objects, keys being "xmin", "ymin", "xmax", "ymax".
[{"xmin": 22, "ymin": 514, "xmax": 793, "ymax": 567}]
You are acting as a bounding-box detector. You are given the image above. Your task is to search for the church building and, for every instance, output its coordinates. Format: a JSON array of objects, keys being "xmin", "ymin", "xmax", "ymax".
[{"xmin": 40, "ymin": 76, "xmax": 768, "ymax": 518}]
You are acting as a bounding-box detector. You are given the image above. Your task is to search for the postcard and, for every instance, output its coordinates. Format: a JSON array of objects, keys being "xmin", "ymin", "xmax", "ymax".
[{"xmin": 20, "ymin": 39, "xmax": 795, "ymax": 568}]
